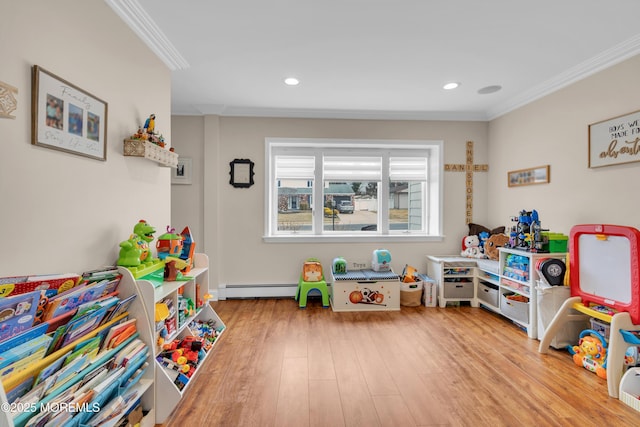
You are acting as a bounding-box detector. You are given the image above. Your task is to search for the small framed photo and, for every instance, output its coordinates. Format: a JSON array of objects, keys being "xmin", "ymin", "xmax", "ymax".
[
  {"xmin": 229, "ymin": 158, "xmax": 255, "ymax": 188},
  {"xmin": 31, "ymin": 65, "xmax": 107, "ymax": 161},
  {"xmin": 507, "ymin": 165, "xmax": 550, "ymax": 187},
  {"xmin": 172, "ymin": 157, "xmax": 192, "ymax": 185}
]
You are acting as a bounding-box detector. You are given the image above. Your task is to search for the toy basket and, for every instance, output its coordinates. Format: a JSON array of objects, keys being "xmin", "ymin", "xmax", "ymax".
[{"xmin": 400, "ymin": 282, "xmax": 423, "ymax": 307}]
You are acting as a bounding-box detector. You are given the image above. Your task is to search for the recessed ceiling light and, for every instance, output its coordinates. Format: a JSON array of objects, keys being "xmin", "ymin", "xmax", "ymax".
[
  {"xmin": 477, "ymin": 85, "xmax": 502, "ymax": 94},
  {"xmin": 284, "ymin": 77, "xmax": 300, "ymax": 86},
  {"xmin": 443, "ymin": 82, "xmax": 460, "ymax": 90}
]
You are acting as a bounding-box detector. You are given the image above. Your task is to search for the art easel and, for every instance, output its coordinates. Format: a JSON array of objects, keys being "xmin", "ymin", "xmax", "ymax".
[{"xmin": 539, "ymin": 224, "xmax": 640, "ymax": 398}]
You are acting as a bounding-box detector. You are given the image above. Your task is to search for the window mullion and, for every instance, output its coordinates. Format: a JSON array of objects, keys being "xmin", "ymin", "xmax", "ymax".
[
  {"xmin": 313, "ymin": 153, "xmax": 323, "ymax": 234},
  {"xmin": 380, "ymin": 154, "xmax": 390, "ymax": 234}
]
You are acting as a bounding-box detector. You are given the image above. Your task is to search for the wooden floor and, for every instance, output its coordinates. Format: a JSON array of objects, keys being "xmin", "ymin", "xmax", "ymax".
[{"xmin": 161, "ymin": 298, "xmax": 640, "ymax": 426}]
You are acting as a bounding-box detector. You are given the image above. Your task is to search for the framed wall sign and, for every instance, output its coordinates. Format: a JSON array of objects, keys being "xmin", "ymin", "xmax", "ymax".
[
  {"xmin": 588, "ymin": 109, "xmax": 640, "ymax": 168},
  {"xmin": 507, "ymin": 165, "xmax": 550, "ymax": 187},
  {"xmin": 31, "ymin": 65, "xmax": 108, "ymax": 161},
  {"xmin": 172, "ymin": 157, "xmax": 192, "ymax": 185},
  {"xmin": 229, "ymin": 158, "xmax": 255, "ymax": 188}
]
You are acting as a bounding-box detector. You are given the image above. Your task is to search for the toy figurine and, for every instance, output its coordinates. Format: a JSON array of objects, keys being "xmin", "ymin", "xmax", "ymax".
[
  {"xmin": 157, "ymin": 226, "xmax": 184, "ymax": 260},
  {"xmin": 144, "ymin": 114, "xmax": 156, "ymax": 135},
  {"xmin": 117, "ymin": 219, "xmax": 157, "ymax": 266}
]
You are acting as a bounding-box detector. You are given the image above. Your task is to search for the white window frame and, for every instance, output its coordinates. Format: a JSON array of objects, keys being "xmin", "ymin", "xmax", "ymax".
[{"xmin": 264, "ymin": 138, "xmax": 444, "ymax": 242}]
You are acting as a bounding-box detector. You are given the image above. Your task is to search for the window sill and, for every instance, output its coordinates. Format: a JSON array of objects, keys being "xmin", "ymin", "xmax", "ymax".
[{"xmin": 263, "ymin": 234, "xmax": 444, "ymax": 243}]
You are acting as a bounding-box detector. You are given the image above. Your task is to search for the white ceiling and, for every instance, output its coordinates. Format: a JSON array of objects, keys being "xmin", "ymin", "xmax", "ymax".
[{"xmin": 109, "ymin": 0, "xmax": 640, "ymax": 121}]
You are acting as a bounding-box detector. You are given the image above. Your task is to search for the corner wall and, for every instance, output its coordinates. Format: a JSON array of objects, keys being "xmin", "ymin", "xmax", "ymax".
[
  {"xmin": 0, "ymin": 1, "xmax": 172, "ymax": 275},
  {"xmin": 488, "ymin": 54, "xmax": 640, "ymax": 233}
]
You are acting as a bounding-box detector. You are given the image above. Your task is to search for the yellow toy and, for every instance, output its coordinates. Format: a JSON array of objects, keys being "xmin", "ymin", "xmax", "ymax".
[{"xmin": 569, "ymin": 329, "xmax": 608, "ymax": 379}]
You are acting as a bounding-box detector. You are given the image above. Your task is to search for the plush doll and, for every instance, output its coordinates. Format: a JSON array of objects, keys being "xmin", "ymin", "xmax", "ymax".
[
  {"xmin": 461, "ymin": 235, "xmax": 483, "ymax": 258},
  {"xmin": 484, "ymin": 233, "xmax": 510, "ymax": 261}
]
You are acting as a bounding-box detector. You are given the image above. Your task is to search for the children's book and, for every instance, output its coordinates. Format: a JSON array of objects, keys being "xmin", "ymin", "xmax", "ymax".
[
  {"xmin": 5, "ymin": 375, "xmax": 35, "ymax": 403},
  {"xmin": 0, "ymin": 290, "xmax": 42, "ymax": 343},
  {"xmin": 64, "ymin": 336, "xmax": 102, "ymax": 365},
  {"xmin": 0, "ymin": 334, "xmax": 52, "ymax": 374},
  {"xmin": 34, "ymin": 351, "xmax": 71, "ymax": 386},
  {"xmin": 103, "ymin": 294, "xmax": 136, "ymax": 324},
  {"xmin": 0, "ymin": 273, "xmax": 81, "ymax": 298},
  {"xmin": 42, "ymin": 280, "xmax": 108, "ymax": 321},
  {"xmin": 0, "ymin": 322, "xmax": 48, "ymax": 354},
  {"xmin": 113, "ymin": 338, "xmax": 145, "ymax": 368},
  {"xmin": 59, "ymin": 305, "xmax": 112, "ymax": 349},
  {"xmin": 101, "ymin": 318, "xmax": 137, "ymax": 352},
  {"xmin": 46, "ymin": 354, "xmax": 89, "ymax": 396}
]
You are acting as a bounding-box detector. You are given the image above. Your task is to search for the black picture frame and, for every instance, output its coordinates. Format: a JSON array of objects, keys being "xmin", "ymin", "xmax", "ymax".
[{"xmin": 229, "ymin": 158, "xmax": 255, "ymax": 188}]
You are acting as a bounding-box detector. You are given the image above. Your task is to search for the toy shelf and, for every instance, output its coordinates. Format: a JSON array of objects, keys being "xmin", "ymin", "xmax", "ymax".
[
  {"xmin": 129, "ymin": 253, "xmax": 226, "ymax": 424},
  {"xmin": 0, "ymin": 270, "xmax": 156, "ymax": 427},
  {"xmin": 498, "ymin": 247, "xmax": 568, "ymax": 339}
]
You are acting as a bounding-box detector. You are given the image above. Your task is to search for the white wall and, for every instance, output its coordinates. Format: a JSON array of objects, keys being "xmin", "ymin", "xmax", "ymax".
[
  {"xmin": 172, "ymin": 116, "xmax": 489, "ymax": 288},
  {"xmin": 488, "ymin": 54, "xmax": 640, "ymax": 233},
  {"xmin": 0, "ymin": 1, "xmax": 172, "ymax": 275}
]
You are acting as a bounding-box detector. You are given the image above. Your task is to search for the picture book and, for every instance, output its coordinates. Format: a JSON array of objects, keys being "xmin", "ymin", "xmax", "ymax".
[
  {"xmin": 82, "ymin": 267, "xmax": 122, "ymax": 294},
  {"xmin": 42, "ymin": 280, "xmax": 108, "ymax": 321},
  {"xmin": 0, "ymin": 333, "xmax": 52, "ymax": 372},
  {"xmin": 5, "ymin": 375, "xmax": 35, "ymax": 403},
  {"xmin": 0, "ymin": 347, "xmax": 48, "ymax": 380},
  {"xmin": 103, "ymin": 294, "xmax": 136, "ymax": 324},
  {"xmin": 0, "ymin": 273, "xmax": 81, "ymax": 298},
  {"xmin": 0, "ymin": 322, "xmax": 47, "ymax": 354},
  {"xmin": 46, "ymin": 353, "xmax": 89, "ymax": 396},
  {"xmin": 43, "ymin": 309, "xmax": 76, "ymax": 334},
  {"xmin": 101, "ymin": 318, "xmax": 136, "ymax": 352},
  {"xmin": 0, "ymin": 290, "xmax": 42, "ymax": 343},
  {"xmin": 59, "ymin": 299, "xmax": 119, "ymax": 348},
  {"xmin": 113, "ymin": 338, "xmax": 145, "ymax": 368},
  {"xmin": 34, "ymin": 350, "xmax": 70, "ymax": 386},
  {"xmin": 73, "ymin": 294, "xmax": 120, "ymax": 322},
  {"xmin": 64, "ymin": 336, "xmax": 102, "ymax": 364}
]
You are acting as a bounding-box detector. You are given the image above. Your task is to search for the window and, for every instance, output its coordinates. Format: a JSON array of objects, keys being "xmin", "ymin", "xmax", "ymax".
[{"xmin": 265, "ymin": 138, "xmax": 443, "ymax": 241}]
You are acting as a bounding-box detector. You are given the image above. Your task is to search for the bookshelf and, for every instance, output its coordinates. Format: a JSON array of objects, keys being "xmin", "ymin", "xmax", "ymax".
[
  {"xmin": 0, "ymin": 268, "xmax": 156, "ymax": 427},
  {"xmin": 130, "ymin": 253, "xmax": 226, "ymax": 424}
]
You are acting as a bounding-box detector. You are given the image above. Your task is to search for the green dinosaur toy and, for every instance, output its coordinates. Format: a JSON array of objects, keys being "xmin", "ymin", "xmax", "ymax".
[{"xmin": 117, "ymin": 220, "xmax": 156, "ymax": 267}]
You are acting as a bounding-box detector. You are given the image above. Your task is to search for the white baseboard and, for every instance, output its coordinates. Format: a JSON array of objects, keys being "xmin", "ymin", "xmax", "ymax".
[{"xmin": 217, "ymin": 283, "xmax": 298, "ymax": 300}]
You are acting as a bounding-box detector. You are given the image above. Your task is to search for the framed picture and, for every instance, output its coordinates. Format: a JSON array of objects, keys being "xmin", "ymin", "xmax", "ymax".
[
  {"xmin": 31, "ymin": 65, "xmax": 107, "ymax": 161},
  {"xmin": 172, "ymin": 157, "xmax": 192, "ymax": 185},
  {"xmin": 229, "ymin": 158, "xmax": 255, "ymax": 188},
  {"xmin": 507, "ymin": 165, "xmax": 550, "ymax": 187},
  {"xmin": 588, "ymin": 109, "xmax": 640, "ymax": 168}
]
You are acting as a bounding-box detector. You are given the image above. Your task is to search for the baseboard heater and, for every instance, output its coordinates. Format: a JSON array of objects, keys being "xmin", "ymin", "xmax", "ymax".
[{"xmin": 219, "ymin": 283, "xmax": 298, "ymax": 300}]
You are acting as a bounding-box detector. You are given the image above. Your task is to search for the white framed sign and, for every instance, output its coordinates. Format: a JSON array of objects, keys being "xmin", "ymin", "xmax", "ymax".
[{"xmin": 588, "ymin": 109, "xmax": 640, "ymax": 168}]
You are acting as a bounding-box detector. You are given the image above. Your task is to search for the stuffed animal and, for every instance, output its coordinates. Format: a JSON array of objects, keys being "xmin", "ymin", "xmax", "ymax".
[
  {"xmin": 461, "ymin": 235, "xmax": 483, "ymax": 258},
  {"xmin": 484, "ymin": 233, "xmax": 510, "ymax": 261}
]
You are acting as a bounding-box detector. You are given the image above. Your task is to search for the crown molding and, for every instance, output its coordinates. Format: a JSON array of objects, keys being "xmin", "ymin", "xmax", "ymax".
[
  {"xmin": 486, "ymin": 34, "xmax": 640, "ymax": 120},
  {"xmin": 105, "ymin": 0, "xmax": 189, "ymax": 71},
  {"xmin": 171, "ymin": 105, "xmax": 489, "ymax": 122}
]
